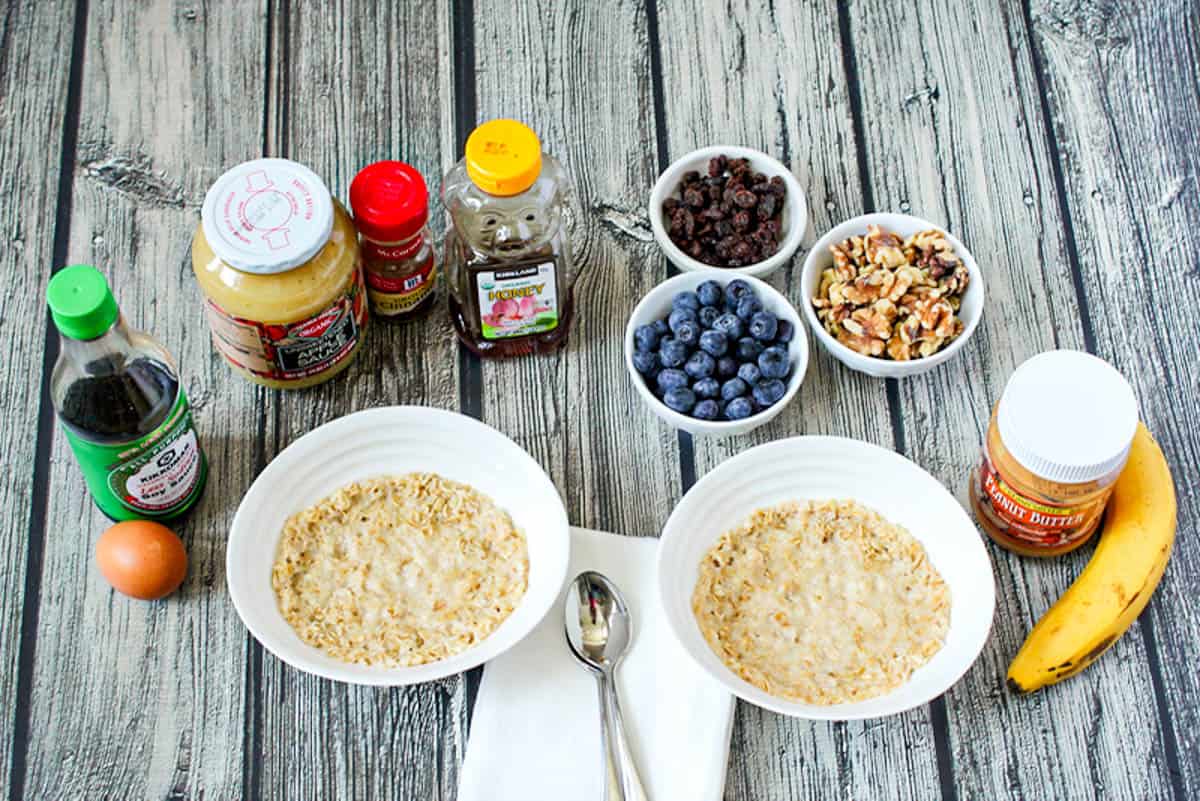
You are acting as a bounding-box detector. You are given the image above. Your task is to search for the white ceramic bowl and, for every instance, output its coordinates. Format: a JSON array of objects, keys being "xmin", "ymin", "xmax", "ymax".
[
  {"xmin": 227, "ymin": 406, "xmax": 570, "ymax": 686},
  {"xmin": 658, "ymin": 436, "xmax": 995, "ymax": 720},
  {"xmin": 625, "ymin": 272, "xmax": 809, "ymax": 437},
  {"xmin": 649, "ymin": 145, "xmax": 808, "ymax": 277},
  {"xmin": 799, "ymin": 213, "xmax": 985, "ymax": 378}
]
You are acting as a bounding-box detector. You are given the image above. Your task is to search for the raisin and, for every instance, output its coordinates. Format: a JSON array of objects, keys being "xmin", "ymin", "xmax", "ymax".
[
  {"xmin": 733, "ymin": 189, "xmax": 758, "ymax": 209},
  {"xmin": 758, "ymin": 194, "xmax": 777, "ymax": 219},
  {"xmin": 732, "ymin": 210, "xmax": 752, "ymax": 231}
]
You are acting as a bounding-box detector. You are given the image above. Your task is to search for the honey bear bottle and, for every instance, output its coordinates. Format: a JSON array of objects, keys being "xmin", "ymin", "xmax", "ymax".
[{"xmin": 443, "ymin": 119, "xmax": 577, "ymax": 357}]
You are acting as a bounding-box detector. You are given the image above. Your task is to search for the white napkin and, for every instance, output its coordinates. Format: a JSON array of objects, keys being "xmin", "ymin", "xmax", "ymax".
[{"xmin": 458, "ymin": 527, "xmax": 736, "ymax": 801}]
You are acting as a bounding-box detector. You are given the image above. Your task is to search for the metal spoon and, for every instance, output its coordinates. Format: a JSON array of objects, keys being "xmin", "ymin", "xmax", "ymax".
[{"xmin": 564, "ymin": 571, "xmax": 650, "ymax": 801}]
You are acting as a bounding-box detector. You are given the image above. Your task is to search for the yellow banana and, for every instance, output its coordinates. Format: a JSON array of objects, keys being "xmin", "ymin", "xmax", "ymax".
[{"xmin": 1007, "ymin": 422, "xmax": 1176, "ymax": 693}]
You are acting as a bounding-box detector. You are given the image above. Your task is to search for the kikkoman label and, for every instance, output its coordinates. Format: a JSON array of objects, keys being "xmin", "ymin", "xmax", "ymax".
[
  {"xmin": 979, "ymin": 457, "xmax": 1089, "ymax": 545},
  {"xmin": 474, "ymin": 261, "xmax": 559, "ymax": 340},
  {"xmin": 63, "ymin": 391, "xmax": 207, "ymax": 520}
]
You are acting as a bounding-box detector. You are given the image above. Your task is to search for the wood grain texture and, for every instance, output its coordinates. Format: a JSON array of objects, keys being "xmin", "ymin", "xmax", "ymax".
[
  {"xmin": 847, "ymin": 0, "xmax": 1175, "ymax": 798},
  {"xmin": 472, "ymin": 0, "xmax": 682, "ymax": 538},
  {"xmin": 21, "ymin": 2, "xmax": 267, "ymax": 799},
  {"xmin": 253, "ymin": 1, "xmax": 466, "ymax": 799},
  {"xmin": 0, "ymin": 1, "xmax": 77, "ymax": 797},
  {"xmin": 1028, "ymin": 0, "xmax": 1200, "ymax": 796},
  {"xmin": 652, "ymin": 2, "xmax": 941, "ymax": 799}
]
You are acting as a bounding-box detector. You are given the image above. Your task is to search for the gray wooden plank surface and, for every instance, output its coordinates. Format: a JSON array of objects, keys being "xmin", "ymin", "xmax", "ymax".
[
  {"xmin": 650, "ymin": 2, "xmax": 944, "ymax": 799},
  {"xmin": 252, "ymin": 1, "xmax": 467, "ymax": 799},
  {"xmin": 20, "ymin": 2, "xmax": 266, "ymax": 799},
  {"xmin": 0, "ymin": 2, "xmax": 77, "ymax": 798},
  {"xmin": 1028, "ymin": 0, "xmax": 1200, "ymax": 795},
  {"xmin": 844, "ymin": 1, "xmax": 1178, "ymax": 799},
  {"xmin": 2, "ymin": 1, "xmax": 1198, "ymax": 800},
  {"xmin": 472, "ymin": 0, "xmax": 682, "ymax": 538}
]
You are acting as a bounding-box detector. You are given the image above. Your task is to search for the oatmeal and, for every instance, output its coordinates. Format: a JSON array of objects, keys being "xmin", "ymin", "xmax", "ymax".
[
  {"xmin": 692, "ymin": 499, "xmax": 950, "ymax": 704},
  {"xmin": 272, "ymin": 473, "xmax": 528, "ymax": 667}
]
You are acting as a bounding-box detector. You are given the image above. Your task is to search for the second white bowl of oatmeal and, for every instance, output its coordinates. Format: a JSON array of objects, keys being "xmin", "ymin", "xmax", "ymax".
[
  {"xmin": 799, "ymin": 212, "xmax": 985, "ymax": 379},
  {"xmin": 226, "ymin": 406, "xmax": 570, "ymax": 686}
]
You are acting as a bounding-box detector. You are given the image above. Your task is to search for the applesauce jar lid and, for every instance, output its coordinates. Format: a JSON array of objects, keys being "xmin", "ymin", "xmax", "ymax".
[
  {"xmin": 200, "ymin": 158, "xmax": 334, "ymax": 275},
  {"xmin": 997, "ymin": 350, "xmax": 1138, "ymax": 484}
]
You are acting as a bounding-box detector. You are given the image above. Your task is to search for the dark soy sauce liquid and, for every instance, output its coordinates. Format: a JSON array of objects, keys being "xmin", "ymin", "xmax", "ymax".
[{"xmin": 59, "ymin": 355, "xmax": 179, "ymax": 444}]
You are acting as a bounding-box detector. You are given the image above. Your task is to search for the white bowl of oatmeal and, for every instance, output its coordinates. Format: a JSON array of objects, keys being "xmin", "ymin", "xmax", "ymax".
[
  {"xmin": 657, "ymin": 435, "xmax": 995, "ymax": 720},
  {"xmin": 227, "ymin": 406, "xmax": 570, "ymax": 686}
]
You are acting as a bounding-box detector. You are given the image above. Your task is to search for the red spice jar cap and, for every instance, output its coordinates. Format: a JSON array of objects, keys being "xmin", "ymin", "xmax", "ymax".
[{"xmin": 350, "ymin": 161, "xmax": 429, "ymax": 243}]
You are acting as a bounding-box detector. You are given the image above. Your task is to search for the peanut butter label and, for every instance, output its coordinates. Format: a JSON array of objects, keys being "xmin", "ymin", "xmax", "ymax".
[{"xmin": 979, "ymin": 457, "xmax": 1090, "ymax": 545}]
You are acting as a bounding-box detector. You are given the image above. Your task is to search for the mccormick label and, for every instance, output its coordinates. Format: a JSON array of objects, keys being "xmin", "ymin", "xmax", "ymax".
[
  {"xmin": 363, "ymin": 242, "xmax": 436, "ymax": 317},
  {"xmin": 474, "ymin": 260, "xmax": 558, "ymax": 340},
  {"xmin": 204, "ymin": 268, "xmax": 367, "ymax": 382},
  {"xmin": 978, "ymin": 456, "xmax": 1089, "ymax": 546}
]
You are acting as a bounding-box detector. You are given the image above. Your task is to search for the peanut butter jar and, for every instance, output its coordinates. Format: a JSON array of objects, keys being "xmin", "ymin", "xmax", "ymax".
[{"xmin": 971, "ymin": 350, "xmax": 1138, "ymax": 557}]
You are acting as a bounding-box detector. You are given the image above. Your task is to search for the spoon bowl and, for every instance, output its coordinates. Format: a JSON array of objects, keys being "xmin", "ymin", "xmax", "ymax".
[{"xmin": 566, "ymin": 571, "xmax": 633, "ymax": 673}]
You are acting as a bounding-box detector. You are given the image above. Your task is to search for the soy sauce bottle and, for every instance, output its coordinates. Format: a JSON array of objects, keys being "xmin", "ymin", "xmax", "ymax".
[{"xmin": 47, "ymin": 265, "xmax": 207, "ymax": 521}]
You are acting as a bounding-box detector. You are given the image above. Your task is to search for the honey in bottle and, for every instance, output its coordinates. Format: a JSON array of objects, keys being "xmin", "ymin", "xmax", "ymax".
[{"xmin": 442, "ymin": 119, "xmax": 578, "ymax": 357}]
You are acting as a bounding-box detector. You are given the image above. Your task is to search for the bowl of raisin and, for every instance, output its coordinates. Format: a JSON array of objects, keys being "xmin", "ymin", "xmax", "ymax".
[{"xmin": 649, "ymin": 146, "xmax": 808, "ymax": 277}]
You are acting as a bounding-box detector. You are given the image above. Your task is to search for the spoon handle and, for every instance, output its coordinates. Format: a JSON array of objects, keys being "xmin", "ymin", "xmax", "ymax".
[{"xmin": 596, "ymin": 671, "xmax": 649, "ymax": 801}]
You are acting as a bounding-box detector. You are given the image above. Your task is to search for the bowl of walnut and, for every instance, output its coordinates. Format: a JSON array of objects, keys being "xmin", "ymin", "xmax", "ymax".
[
  {"xmin": 649, "ymin": 145, "xmax": 808, "ymax": 277},
  {"xmin": 800, "ymin": 213, "xmax": 984, "ymax": 379}
]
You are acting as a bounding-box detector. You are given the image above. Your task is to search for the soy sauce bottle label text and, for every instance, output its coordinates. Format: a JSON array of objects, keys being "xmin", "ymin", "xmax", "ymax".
[{"xmin": 65, "ymin": 391, "xmax": 207, "ymax": 519}]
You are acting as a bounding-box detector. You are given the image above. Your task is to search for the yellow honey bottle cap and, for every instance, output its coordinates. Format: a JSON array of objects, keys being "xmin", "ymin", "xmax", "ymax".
[{"xmin": 465, "ymin": 119, "xmax": 543, "ymax": 196}]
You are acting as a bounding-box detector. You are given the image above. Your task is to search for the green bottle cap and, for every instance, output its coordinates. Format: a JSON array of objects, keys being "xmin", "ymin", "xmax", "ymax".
[{"xmin": 47, "ymin": 265, "xmax": 120, "ymax": 340}]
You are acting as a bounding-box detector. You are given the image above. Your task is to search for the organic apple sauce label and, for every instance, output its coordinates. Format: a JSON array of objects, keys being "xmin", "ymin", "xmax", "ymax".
[
  {"xmin": 205, "ymin": 268, "xmax": 367, "ymax": 382},
  {"xmin": 475, "ymin": 261, "xmax": 558, "ymax": 340},
  {"xmin": 978, "ymin": 456, "xmax": 1096, "ymax": 545}
]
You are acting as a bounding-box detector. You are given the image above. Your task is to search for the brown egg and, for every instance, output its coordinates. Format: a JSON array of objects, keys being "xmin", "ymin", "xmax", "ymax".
[{"xmin": 95, "ymin": 521, "xmax": 188, "ymax": 600}]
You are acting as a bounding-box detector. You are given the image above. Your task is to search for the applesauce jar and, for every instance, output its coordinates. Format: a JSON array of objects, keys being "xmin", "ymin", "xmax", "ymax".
[
  {"xmin": 970, "ymin": 350, "xmax": 1138, "ymax": 557},
  {"xmin": 443, "ymin": 119, "xmax": 577, "ymax": 357},
  {"xmin": 192, "ymin": 159, "xmax": 367, "ymax": 389}
]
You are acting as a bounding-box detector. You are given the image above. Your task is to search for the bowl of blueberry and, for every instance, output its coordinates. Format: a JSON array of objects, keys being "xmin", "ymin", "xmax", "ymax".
[
  {"xmin": 649, "ymin": 145, "xmax": 808, "ymax": 278},
  {"xmin": 625, "ymin": 272, "xmax": 808, "ymax": 436}
]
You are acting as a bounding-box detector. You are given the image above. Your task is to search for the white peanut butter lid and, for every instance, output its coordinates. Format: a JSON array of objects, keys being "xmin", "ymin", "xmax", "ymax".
[
  {"xmin": 201, "ymin": 158, "xmax": 334, "ymax": 274},
  {"xmin": 997, "ymin": 350, "xmax": 1138, "ymax": 484}
]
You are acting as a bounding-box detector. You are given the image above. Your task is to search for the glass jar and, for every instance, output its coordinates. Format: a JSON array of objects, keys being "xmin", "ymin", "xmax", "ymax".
[
  {"xmin": 350, "ymin": 161, "xmax": 438, "ymax": 320},
  {"xmin": 443, "ymin": 119, "xmax": 577, "ymax": 357},
  {"xmin": 970, "ymin": 350, "xmax": 1138, "ymax": 556},
  {"xmin": 191, "ymin": 158, "xmax": 367, "ymax": 389},
  {"xmin": 47, "ymin": 265, "xmax": 208, "ymax": 521}
]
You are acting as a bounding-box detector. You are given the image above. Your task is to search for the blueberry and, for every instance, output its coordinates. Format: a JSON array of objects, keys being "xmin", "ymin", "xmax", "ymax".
[
  {"xmin": 668, "ymin": 307, "xmax": 697, "ymax": 333},
  {"xmin": 652, "ymin": 319, "xmax": 670, "ymax": 337},
  {"xmin": 720, "ymin": 377, "xmax": 749, "ymax": 401},
  {"xmin": 684, "ymin": 350, "xmax": 716, "ymax": 379},
  {"xmin": 692, "ymin": 399, "xmax": 720, "ymax": 420},
  {"xmin": 724, "ymin": 279, "xmax": 754, "ymax": 307},
  {"xmin": 693, "ymin": 376, "xmax": 720, "ymax": 399},
  {"xmin": 672, "ymin": 291, "xmax": 701, "ymax": 312},
  {"xmin": 752, "ymin": 378, "xmax": 787, "ymax": 407},
  {"xmin": 736, "ymin": 337, "xmax": 765, "ymax": 361},
  {"xmin": 674, "ymin": 319, "xmax": 700, "ymax": 347},
  {"xmin": 712, "ymin": 313, "xmax": 744, "ymax": 339},
  {"xmin": 724, "ymin": 396, "xmax": 754, "ymax": 420},
  {"xmin": 716, "ymin": 356, "xmax": 739, "ymax": 378},
  {"xmin": 774, "ymin": 318, "xmax": 795, "ymax": 343},
  {"xmin": 634, "ymin": 324, "xmax": 660, "ymax": 352},
  {"xmin": 697, "ymin": 280, "xmax": 723, "ymax": 307},
  {"xmin": 698, "ymin": 330, "xmax": 729, "ymax": 357},
  {"xmin": 663, "ymin": 386, "xmax": 697, "ymax": 414},
  {"xmin": 748, "ymin": 311, "xmax": 778, "ymax": 341},
  {"xmin": 736, "ymin": 296, "xmax": 764, "ymax": 321},
  {"xmin": 737, "ymin": 363, "xmax": 762, "ymax": 385},
  {"xmin": 632, "ymin": 350, "xmax": 660, "ymax": 375},
  {"xmin": 659, "ymin": 338, "xmax": 688, "ymax": 367},
  {"xmin": 657, "ymin": 368, "xmax": 689, "ymax": 392},
  {"xmin": 758, "ymin": 345, "xmax": 790, "ymax": 379},
  {"xmin": 697, "ymin": 305, "xmax": 721, "ymax": 328}
]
